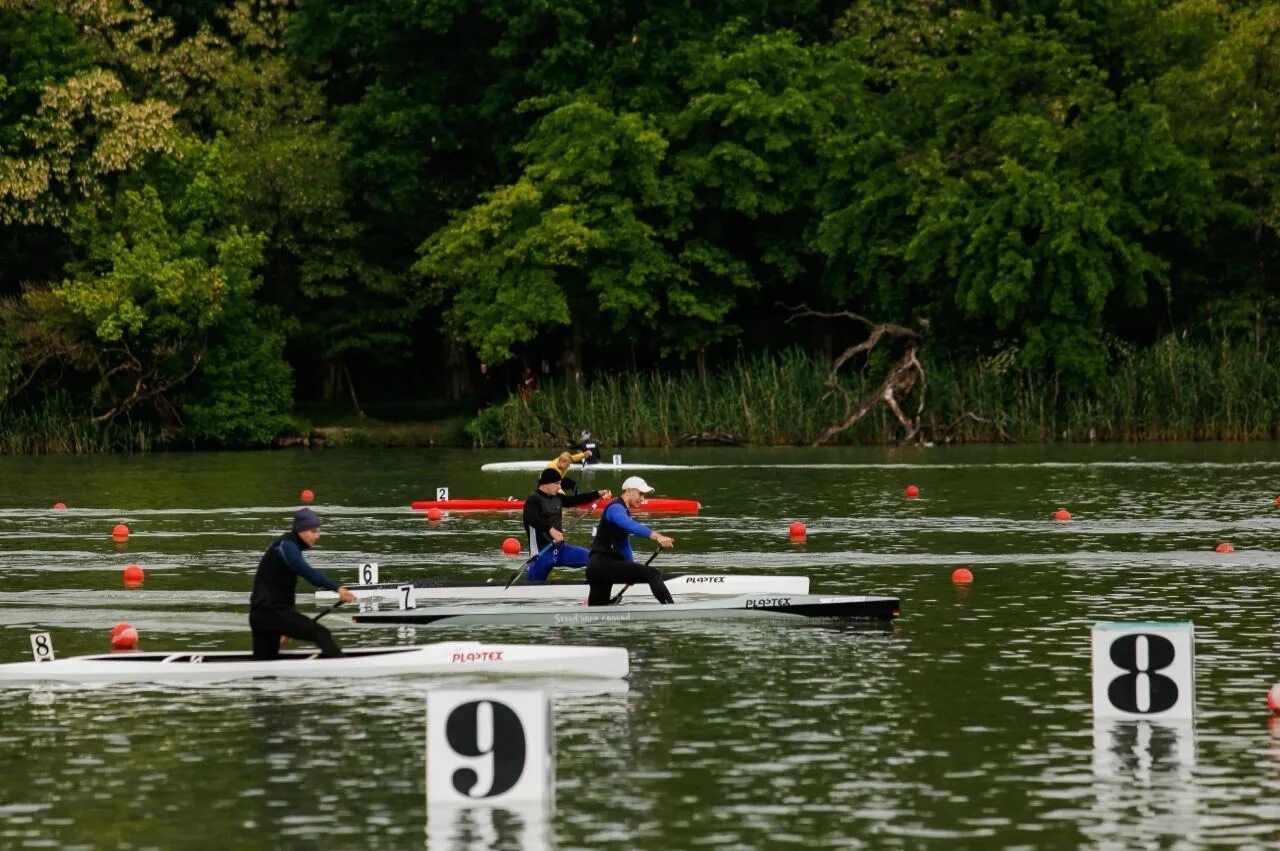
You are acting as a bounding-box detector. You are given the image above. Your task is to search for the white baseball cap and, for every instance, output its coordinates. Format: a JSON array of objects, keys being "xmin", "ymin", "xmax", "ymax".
[{"xmin": 620, "ymin": 476, "xmax": 654, "ymax": 494}]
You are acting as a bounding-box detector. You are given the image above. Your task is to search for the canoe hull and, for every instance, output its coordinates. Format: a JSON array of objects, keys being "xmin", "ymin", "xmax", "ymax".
[
  {"xmin": 318, "ymin": 574, "xmax": 811, "ymax": 602},
  {"xmin": 0, "ymin": 642, "xmax": 629, "ymax": 683},
  {"xmin": 481, "ymin": 461, "xmax": 695, "ymax": 472},
  {"xmin": 352, "ymin": 595, "xmax": 901, "ymax": 627}
]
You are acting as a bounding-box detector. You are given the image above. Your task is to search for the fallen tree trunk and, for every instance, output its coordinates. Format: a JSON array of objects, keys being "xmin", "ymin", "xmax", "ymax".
[{"xmin": 783, "ymin": 305, "xmax": 927, "ymax": 446}]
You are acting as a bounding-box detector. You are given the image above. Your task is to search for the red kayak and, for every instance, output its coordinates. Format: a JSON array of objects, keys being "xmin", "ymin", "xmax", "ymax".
[{"xmin": 410, "ymin": 497, "xmax": 701, "ymax": 514}]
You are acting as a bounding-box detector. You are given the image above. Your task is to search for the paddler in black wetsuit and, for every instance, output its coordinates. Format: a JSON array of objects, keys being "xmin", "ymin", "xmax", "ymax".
[
  {"xmin": 586, "ymin": 476, "xmax": 675, "ymax": 605},
  {"xmin": 522, "ymin": 469, "xmax": 611, "ymax": 581},
  {"xmin": 249, "ymin": 508, "xmax": 356, "ymax": 659}
]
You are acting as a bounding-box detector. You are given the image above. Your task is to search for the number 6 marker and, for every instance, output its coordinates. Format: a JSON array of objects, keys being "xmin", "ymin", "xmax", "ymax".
[{"xmin": 1091, "ymin": 621, "xmax": 1195, "ymax": 721}]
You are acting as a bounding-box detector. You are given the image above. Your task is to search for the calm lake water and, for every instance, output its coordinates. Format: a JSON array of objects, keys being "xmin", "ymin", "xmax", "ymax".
[{"xmin": 2, "ymin": 444, "xmax": 1280, "ymax": 849}]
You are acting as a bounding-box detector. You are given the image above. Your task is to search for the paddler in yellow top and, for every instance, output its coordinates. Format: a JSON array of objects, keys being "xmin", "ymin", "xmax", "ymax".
[{"xmin": 547, "ymin": 449, "xmax": 592, "ymax": 493}]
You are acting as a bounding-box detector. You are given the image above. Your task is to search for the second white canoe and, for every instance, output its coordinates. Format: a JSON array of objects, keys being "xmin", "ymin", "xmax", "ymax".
[{"xmin": 317, "ymin": 573, "xmax": 811, "ymax": 603}]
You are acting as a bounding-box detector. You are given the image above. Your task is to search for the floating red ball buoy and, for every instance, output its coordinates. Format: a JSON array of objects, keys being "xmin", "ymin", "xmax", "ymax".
[
  {"xmin": 904, "ymin": 484, "xmax": 920, "ymax": 499},
  {"xmin": 1268, "ymin": 684, "xmax": 1280, "ymax": 714},
  {"xmin": 1275, "ymin": 495, "xmax": 1280, "ymax": 508},
  {"xmin": 110, "ymin": 622, "xmax": 132, "ymax": 640},
  {"xmin": 122, "ymin": 564, "xmax": 144, "ymax": 584},
  {"xmin": 788, "ymin": 521, "xmax": 807, "ymax": 540},
  {"xmin": 501, "ymin": 537, "xmax": 521, "ymax": 555},
  {"xmin": 1053, "ymin": 509, "xmax": 1071, "ymax": 522},
  {"xmin": 111, "ymin": 626, "xmax": 139, "ymax": 650},
  {"xmin": 53, "ymin": 502, "xmax": 67, "ymax": 511},
  {"xmin": 952, "ymin": 567, "xmax": 974, "ymax": 584},
  {"xmin": 427, "ymin": 507, "xmax": 443, "ymax": 522},
  {"xmin": 111, "ymin": 523, "xmax": 129, "ymax": 540},
  {"xmin": 1215, "ymin": 542, "xmax": 1235, "ymax": 554},
  {"xmin": 300, "ymin": 489, "xmax": 315, "ymax": 503}
]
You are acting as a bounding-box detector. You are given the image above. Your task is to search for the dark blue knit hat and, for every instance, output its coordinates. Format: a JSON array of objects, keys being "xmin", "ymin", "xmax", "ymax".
[{"xmin": 293, "ymin": 507, "xmax": 322, "ymax": 532}]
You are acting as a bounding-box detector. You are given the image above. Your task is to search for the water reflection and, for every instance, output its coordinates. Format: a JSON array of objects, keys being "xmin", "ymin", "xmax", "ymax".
[
  {"xmin": 1087, "ymin": 720, "xmax": 1198, "ymax": 847},
  {"xmin": 425, "ymin": 804, "xmax": 552, "ymax": 850}
]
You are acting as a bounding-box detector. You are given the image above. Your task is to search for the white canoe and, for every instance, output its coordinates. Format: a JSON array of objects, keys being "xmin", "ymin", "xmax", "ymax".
[
  {"xmin": 317, "ymin": 573, "xmax": 811, "ymax": 603},
  {"xmin": 0, "ymin": 642, "xmax": 629, "ymax": 683},
  {"xmin": 481, "ymin": 460, "xmax": 696, "ymax": 472}
]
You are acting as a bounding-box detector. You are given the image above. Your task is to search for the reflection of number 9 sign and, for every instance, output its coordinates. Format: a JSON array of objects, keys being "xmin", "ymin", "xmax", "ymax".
[
  {"xmin": 427, "ymin": 689, "xmax": 554, "ymax": 807},
  {"xmin": 1091, "ymin": 622, "xmax": 1194, "ymax": 721}
]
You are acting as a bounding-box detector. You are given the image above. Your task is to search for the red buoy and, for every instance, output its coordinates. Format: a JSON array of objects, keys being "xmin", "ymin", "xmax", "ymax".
[
  {"xmin": 788, "ymin": 521, "xmax": 807, "ymax": 541},
  {"xmin": 427, "ymin": 507, "xmax": 443, "ymax": 522},
  {"xmin": 1268, "ymin": 684, "xmax": 1280, "ymax": 714},
  {"xmin": 110, "ymin": 622, "xmax": 132, "ymax": 640},
  {"xmin": 300, "ymin": 489, "xmax": 315, "ymax": 503},
  {"xmin": 122, "ymin": 564, "xmax": 144, "ymax": 585},
  {"xmin": 904, "ymin": 484, "xmax": 920, "ymax": 499},
  {"xmin": 1053, "ymin": 509, "xmax": 1071, "ymax": 522},
  {"xmin": 111, "ymin": 523, "xmax": 130, "ymax": 540},
  {"xmin": 501, "ymin": 537, "xmax": 521, "ymax": 555},
  {"xmin": 1215, "ymin": 542, "xmax": 1235, "ymax": 554},
  {"xmin": 952, "ymin": 567, "xmax": 974, "ymax": 584},
  {"xmin": 111, "ymin": 626, "xmax": 139, "ymax": 650},
  {"xmin": 53, "ymin": 502, "xmax": 67, "ymax": 511}
]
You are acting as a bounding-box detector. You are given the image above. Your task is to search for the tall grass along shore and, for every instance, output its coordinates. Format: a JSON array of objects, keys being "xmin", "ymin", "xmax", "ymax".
[{"xmin": 468, "ymin": 338, "xmax": 1280, "ymax": 447}]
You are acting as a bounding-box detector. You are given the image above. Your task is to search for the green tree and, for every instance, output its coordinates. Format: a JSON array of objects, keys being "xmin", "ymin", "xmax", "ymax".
[
  {"xmin": 1, "ymin": 138, "xmax": 292, "ymax": 443},
  {"xmin": 819, "ymin": 9, "xmax": 1211, "ymax": 382}
]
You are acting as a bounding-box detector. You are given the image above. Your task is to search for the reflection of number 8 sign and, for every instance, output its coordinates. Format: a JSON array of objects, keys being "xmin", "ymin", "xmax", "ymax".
[
  {"xmin": 1091, "ymin": 622, "xmax": 1194, "ymax": 721},
  {"xmin": 427, "ymin": 689, "xmax": 554, "ymax": 807}
]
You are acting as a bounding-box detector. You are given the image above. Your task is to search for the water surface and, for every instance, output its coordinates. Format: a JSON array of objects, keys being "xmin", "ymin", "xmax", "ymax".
[{"xmin": 2, "ymin": 444, "xmax": 1280, "ymax": 849}]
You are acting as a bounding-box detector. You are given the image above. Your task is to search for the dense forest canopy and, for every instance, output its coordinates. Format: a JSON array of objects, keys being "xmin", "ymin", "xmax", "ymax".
[{"xmin": 0, "ymin": 0, "xmax": 1276, "ymax": 446}]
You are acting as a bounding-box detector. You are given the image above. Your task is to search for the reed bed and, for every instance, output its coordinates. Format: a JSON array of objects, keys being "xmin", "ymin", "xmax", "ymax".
[
  {"xmin": 469, "ymin": 338, "xmax": 1280, "ymax": 447},
  {"xmin": 0, "ymin": 394, "xmax": 161, "ymax": 454}
]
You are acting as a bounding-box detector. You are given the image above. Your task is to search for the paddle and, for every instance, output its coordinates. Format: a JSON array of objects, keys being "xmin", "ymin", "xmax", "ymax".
[
  {"xmin": 609, "ymin": 549, "xmax": 660, "ymax": 605},
  {"xmin": 574, "ymin": 448, "xmax": 595, "ymax": 495},
  {"xmin": 504, "ymin": 543, "xmax": 554, "ymax": 590},
  {"xmin": 312, "ymin": 600, "xmax": 345, "ymax": 623}
]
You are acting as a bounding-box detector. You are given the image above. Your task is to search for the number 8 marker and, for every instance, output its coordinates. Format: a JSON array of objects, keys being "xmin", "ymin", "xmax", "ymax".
[
  {"xmin": 30, "ymin": 632, "xmax": 54, "ymax": 662},
  {"xmin": 1091, "ymin": 621, "xmax": 1194, "ymax": 721}
]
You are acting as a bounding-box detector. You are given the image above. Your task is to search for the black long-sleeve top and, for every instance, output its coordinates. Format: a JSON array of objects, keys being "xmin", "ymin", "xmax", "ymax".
[{"xmin": 522, "ymin": 488, "xmax": 604, "ymax": 550}]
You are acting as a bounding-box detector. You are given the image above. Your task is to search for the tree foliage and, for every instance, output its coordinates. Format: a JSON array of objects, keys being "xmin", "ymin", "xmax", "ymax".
[{"xmin": 0, "ymin": 0, "xmax": 1278, "ymax": 445}]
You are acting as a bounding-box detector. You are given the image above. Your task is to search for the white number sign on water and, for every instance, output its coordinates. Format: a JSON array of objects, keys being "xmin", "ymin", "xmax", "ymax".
[
  {"xmin": 29, "ymin": 632, "xmax": 54, "ymax": 662},
  {"xmin": 611, "ymin": 454, "xmax": 622, "ymax": 467},
  {"xmin": 437, "ymin": 487, "xmax": 450, "ymax": 502},
  {"xmin": 427, "ymin": 689, "xmax": 554, "ymax": 807},
  {"xmin": 1091, "ymin": 621, "xmax": 1195, "ymax": 721},
  {"xmin": 359, "ymin": 562, "xmax": 379, "ymax": 585},
  {"xmin": 399, "ymin": 584, "xmax": 416, "ymax": 610}
]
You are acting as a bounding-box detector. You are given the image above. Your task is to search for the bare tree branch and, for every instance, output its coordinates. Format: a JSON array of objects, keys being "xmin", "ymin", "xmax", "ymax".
[{"xmin": 782, "ymin": 303, "xmax": 927, "ymax": 446}]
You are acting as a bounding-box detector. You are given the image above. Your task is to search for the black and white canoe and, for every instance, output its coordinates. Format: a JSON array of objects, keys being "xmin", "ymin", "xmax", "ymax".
[
  {"xmin": 0, "ymin": 642, "xmax": 629, "ymax": 683},
  {"xmin": 318, "ymin": 573, "xmax": 810, "ymax": 603},
  {"xmin": 351, "ymin": 594, "xmax": 900, "ymax": 627}
]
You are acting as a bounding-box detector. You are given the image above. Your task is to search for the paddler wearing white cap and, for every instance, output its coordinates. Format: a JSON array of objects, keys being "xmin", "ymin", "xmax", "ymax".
[{"xmin": 585, "ymin": 476, "xmax": 675, "ymax": 605}]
